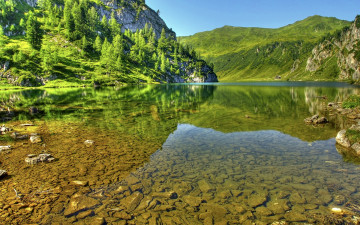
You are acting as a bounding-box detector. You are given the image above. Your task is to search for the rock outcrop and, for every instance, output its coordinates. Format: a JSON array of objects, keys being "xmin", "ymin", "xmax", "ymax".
[{"xmin": 306, "ymin": 16, "xmax": 360, "ymax": 82}]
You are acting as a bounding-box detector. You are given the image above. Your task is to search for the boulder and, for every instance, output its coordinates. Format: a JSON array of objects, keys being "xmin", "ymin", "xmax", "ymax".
[{"xmin": 336, "ymin": 130, "xmax": 351, "ymax": 148}]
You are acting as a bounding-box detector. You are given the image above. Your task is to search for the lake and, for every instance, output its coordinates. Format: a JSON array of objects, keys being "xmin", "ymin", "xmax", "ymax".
[{"xmin": 0, "ymin": 82, "xmax": 360, "ymax": 224}]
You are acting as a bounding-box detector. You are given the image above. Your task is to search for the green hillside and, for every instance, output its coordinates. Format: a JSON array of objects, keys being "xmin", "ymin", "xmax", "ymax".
[
  {"xmin": 0, "ymin": 0, "xmax": 216, "ymax": 88},
  {"xmin": 179, "ymin": 15, "xmax": 351, "ymax": 81}
]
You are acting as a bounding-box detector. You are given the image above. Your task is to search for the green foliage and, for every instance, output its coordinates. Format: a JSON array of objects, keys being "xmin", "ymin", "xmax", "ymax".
[
  {"xmin": 356, "ymin": 15, "xmax": 360, "ymax": 29},
  {"xmin": 346, "ymin": 129, "xmax": 360, "ymax": 144},
  {"xmin": 343, "ymin": 95, "xmax": 360, "ymax": 108},
  {"xmin": 26, "ymin": 11, "xmax": 43, "ymax": 49},
  {"xmin": 180, "ymin": 16, "xmax": 351, "ymax": 81}
]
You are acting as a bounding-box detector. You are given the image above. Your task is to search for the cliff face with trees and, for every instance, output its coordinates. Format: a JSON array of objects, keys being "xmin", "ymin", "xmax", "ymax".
[{"xmin": 0, "ymin": 0, "xmax": 217, "ymax": 87}]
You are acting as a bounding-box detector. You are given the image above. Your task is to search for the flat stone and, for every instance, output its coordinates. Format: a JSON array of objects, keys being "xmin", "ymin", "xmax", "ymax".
[
  {"xmin": 71, "ymin": 180, "xmax": 89, "ymax": 186},
  {"xmin": 284, "ymin": 211, "xmax": 307, "ymax": 222},
  {"xmin": 198, "ymin": 179, "xmax": 215, "ymax": 193},
  {"xmin": 289, "ymin": 192, "xmax": 306, "ymax": 204},
  {"xmin": 113, "ymin": 211, "xmax": 132, "ymax": 220},
  {"xmin": 255, "ymin": 206, "xmax": 273, "ymax": 216},
  {"xmin": 151, "ymin": 191, "xmax": 177, "ymax": 199},
  {"xmin": 201, "ymin": 203, "xmax": 228, "ymax": 222},
  {"xmin": 247, "ymin": 193, "xmax": 268, "ymax": 208},
  {"xmin": 183, "ymin": 195, "xmax": 203, "ymax": 207},
  {"xmin": 122, "ymin": 192, "xmax": 143, "ymax": 212},
  {"xmin": 76, "ymin": 210, "xmax": 94, "ymax": 219},
  {"xmin": 64, "ymin": 194, "xmax": 100, "ymax": 217}
]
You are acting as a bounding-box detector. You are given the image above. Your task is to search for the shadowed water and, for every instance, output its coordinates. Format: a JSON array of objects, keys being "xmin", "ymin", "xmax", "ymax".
[{"xmin": 0, "ymin": 83, "xmax": 359, "ymax": 224}]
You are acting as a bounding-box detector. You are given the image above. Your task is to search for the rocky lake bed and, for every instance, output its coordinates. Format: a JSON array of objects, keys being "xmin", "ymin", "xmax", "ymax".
[{"xmin": 0, "ymin": 84, "xmax": 360, "ymax": 224}]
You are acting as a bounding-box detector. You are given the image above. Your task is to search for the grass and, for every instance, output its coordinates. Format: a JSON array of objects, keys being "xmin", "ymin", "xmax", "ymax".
[
  {"xmin": 179, "ymin": 15, "xmax": 351, "ymax": 81},
  {"xmin": 343, "ymin": 95, "xmax": 360, "ymax": 108},
  {"xmin": 346, "ymin": 129, "xmax": 360, "ymax": 144}
]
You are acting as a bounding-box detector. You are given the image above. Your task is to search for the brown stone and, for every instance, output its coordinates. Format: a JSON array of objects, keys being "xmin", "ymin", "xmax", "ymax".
[
  {"xmin": 64, "ymin": 194, "xmax": 100, "ymax": 217},
  {"xmin": 122, "ymin": 192, "xmax": 143, "ymax": 212}
]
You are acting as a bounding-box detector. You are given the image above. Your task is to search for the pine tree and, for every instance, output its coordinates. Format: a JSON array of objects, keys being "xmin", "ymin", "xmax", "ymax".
[
  {"xmin": 157, "ymin": 28, "xmax": 167, "ymax": 52},
  {"xmin": 109, "ymin": 12, "xmax": 121, "ymax": 38},
  {"xmin": 113, "ymin": 34, "xmax": 124, "ymax": 59},
  {"xmin": 0, "ymin": 25, "xmax": 4, "ymax": 46},
  {"xmin": 93, "ymin": 35, "xmax": 102, "ymax": 53},
  {"xmin": 64, "ymin": 0, "xmax": 75, "ymax": 39},
  {"xmin": 160, "ymin": 52, "xmax": 166, "ymax": 73},
  {"xmin": 26, "ymin": 11, "xmax": 42, "ymax": 49},
  {"xmin": 88, "ymin": 7, "xmax": 99, "ymax": 32},
  {"xmin": 101, "ymin": 15, "xmax": 110, "ymax": 38}
]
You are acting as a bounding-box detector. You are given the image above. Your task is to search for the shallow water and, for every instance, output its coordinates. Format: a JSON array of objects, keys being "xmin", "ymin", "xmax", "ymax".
[{"xmin": 0, "ymin": 83, "xmax": 360, "ymax": 224}]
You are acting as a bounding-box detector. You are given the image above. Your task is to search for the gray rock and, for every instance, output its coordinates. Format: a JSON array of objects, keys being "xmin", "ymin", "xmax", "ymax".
[
  {"xmin": 0, "ymin": 146, "xmax": 11, "ymax": 152},
  {"xmin": 30, "ymin": 134, "xmax": 42, "ymax": 143},
  {"xmin": 336, "ymin": 129, "xmax": 351, "ymax": 148},
  {"xmin": 351, "ymin": 142, "xmax": 360, "ymax": 155},
  {"xmin": 25, "ymin": 153, "xmax": 55, "ymax": 165}
]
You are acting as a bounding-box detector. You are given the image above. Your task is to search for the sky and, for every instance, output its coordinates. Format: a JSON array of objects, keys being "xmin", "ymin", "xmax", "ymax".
[{"xmin": 146, "ymin": 0, "xmax": 360, "ymax": 37}]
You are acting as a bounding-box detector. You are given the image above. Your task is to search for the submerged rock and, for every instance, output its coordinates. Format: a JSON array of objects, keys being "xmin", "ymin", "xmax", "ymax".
[
  {"xmin": 30, "ymin": 134, "xmax": 42, "ymax": 143},
  {"xmin": 25, "ymin": 153, "xmax": 55, "ymax": 165},
  {"xmin": 0, "ymin": 146, "xmax": 11, "ymax": 152},
  {"xmin": 84, "ymin": 140, "xmax": 95, "ymax": 147},
  {"xmin": 64, "ymin": 194, "xmax": 100, "ymax": 217},
  {"xmin": 11, "ymin": 132, "xmax": 29, "ymax": 140},
  {"xmin": 0, "ymin": 170, "xmax": 7, "ymax": 179}
]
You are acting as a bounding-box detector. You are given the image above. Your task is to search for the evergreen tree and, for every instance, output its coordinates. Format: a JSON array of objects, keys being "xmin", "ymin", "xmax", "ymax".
[
  {"xmin": 40, "ymin": 40, "xmax": 58, "ymax": 73},
  {"xmin": 101, "ymin": 15, "xmax": 110, "ymax": 38},
  {"xmin": 64, "ymin": 0, "xmax": 75, "ymax": 39},
  {"xmin": 160, "ymin": 52, "xmax": 166, "ymax": 73},
  {"xmin": 113, "ymin": 34, "xmax": 124, "ymax": 59},
  {"xmin": 93, "ymin": 35, "xmax": 102, "ymax": 53},
  {"xmin": 109, "ymin": 12, "xmax": 121, "ymax": 38},
  {"xmin": 0, "ymin": 25, "xmax": 4, "ymax": 46},
  {"xmin": 88, "ymin": 7, "xmax": 99, "ymax": 32},
  {"xmin": 158, "ymin": 28, "xmax": 166, "ymax": 50},
  {"xmin": 26, "ymin": 11, "xmax": 42, "ymax": 49}
]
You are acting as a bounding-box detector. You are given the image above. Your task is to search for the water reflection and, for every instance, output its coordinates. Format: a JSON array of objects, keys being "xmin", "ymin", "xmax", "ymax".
[{"xmin": 0, "ymin": 83, "xmax": 360, "ymax": 224}]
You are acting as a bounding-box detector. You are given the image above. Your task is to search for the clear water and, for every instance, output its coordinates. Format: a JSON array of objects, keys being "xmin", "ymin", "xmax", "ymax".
[{"xmin": 0, "ymin": 83, "xmax": 360, "ymax": 224}]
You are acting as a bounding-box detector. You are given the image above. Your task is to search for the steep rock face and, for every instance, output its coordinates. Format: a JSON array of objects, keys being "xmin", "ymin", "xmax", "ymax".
[
  {"xmin": 306, "ymin": 16, "xmax": 360, "ymax": 81},
  {"xmin": 98, "ymin": 0, "xmax": 175, "ymax": 38}
]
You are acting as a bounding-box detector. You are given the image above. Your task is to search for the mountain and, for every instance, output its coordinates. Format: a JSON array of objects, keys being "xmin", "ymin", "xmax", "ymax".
[
  {"xmin": 0, "ymin": 0, "xmax": 217, "ymax": 87},
  {"xmin": 179, "ymin": 15, "xmax": 353, "ymax": 81}
]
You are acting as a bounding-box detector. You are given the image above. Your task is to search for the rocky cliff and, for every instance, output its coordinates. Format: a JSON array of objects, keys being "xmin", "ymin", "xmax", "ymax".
[
  {"xmin": 306, "ymin": 16, "xmax": 360, "ymax": 82},
  {"xmin": 21, "ymin": 0, "xmax": 175, "ymax": 38}
]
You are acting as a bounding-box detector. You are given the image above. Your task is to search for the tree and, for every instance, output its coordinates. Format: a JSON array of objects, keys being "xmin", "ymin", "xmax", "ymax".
[
  {"xmin": 157, "ymin": 28, "xmax": 167, "ymax": 52},
  {"xmin": 101, "ymin": 15, "xmax": 110, "ymax": 38},
  {"xmin": 0, "ymin": 25, "xmax": 4, "ymax": 46},
  {"xmin": 64, "ymin": 0, "xmax": 75, "ymax": 39},
  {"xmin": 40, "ymin": 40, "xmax": 58, "ymax": 73},
  {"xmin": 88, "ymin": 7, "xmax": 99, "ymax": 32},
  {"xmin": 113, "ymin": 34, "xmax": 124, "ymax": 59},
  {"xmin": 109, "ymin": 12, "xmax": 121, "ymax": 38},
  {"xmin": 160, "ymin": 52, "xmax": 166, "ymax": 73},
  {"xmin": 26, "ymin": 11, "xmax": 42, "ymax": 49},
  {"xmin": 93, "ymin": 35, "xmax": 102, "ymax": 53}
]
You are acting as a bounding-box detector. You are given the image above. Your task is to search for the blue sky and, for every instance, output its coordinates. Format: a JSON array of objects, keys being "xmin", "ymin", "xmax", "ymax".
[{"xmin": 146, "ymin": 0, "xmax": 360, "ymax": 36}]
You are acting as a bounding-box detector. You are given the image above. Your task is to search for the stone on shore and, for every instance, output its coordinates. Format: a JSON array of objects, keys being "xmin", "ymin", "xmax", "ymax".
[
  {"xmin": 30, "ymin": 134, "xmax": 42, "ymax": 143},
  {"xmin": 304, "ymin": 115, "xmax": 328, "ymax": 125},
  {"xmin": 84, "ymin": 140, "xmax": 95, "ymax": 147},
  {"xmin": 0, "ymin": 146, "xmax": 11, "ymax": 152},
  {"xmin": 25, "ymin": 153, "xmax": 56, "ymax": 165},
  {"xmin": 336, "ymin": 130, "xmax": 351, "ymax": 148}
]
